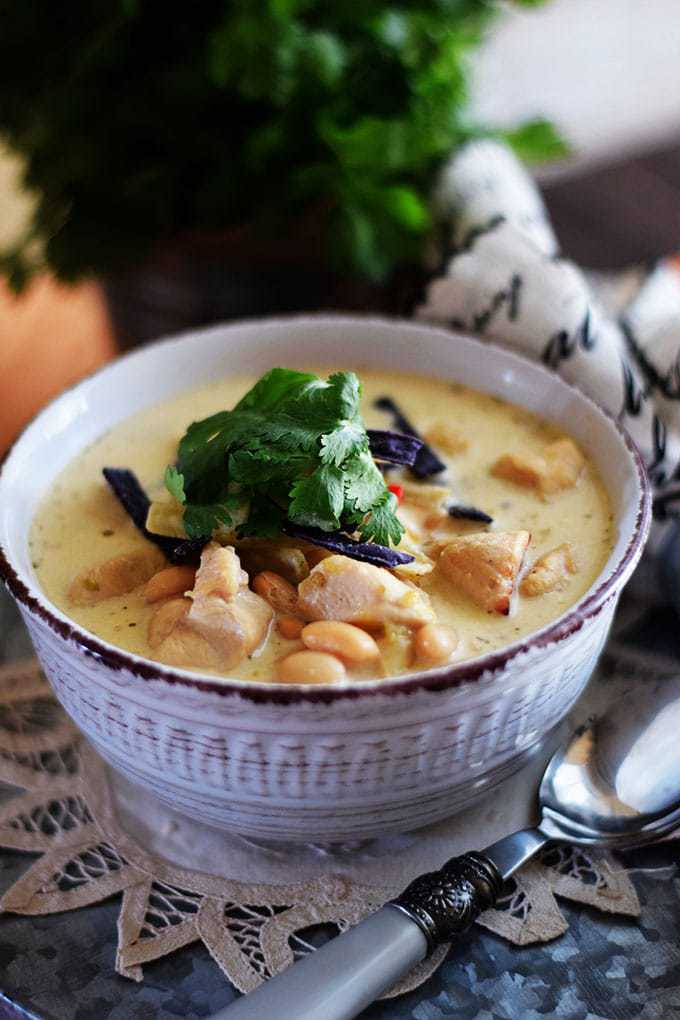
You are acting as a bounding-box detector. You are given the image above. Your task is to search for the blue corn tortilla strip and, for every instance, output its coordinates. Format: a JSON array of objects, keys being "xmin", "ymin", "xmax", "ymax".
[
  {"xmin": 283, "ymin": 522, "xmax": 415, "ymax": 568},
  {"xmin": 366, "ymin": 429, "xmax": 423, "ymax": 466},
  {"xmin": 374, "ymin": 396, "xmax": 446, "ymax": 478},
  {"xmin": 448, "ymin": 503, "xmax": 494, "ymax": 524},
  {"xmin": 102, "ymin": 467, "xmax": 205, "ymax": 565}
]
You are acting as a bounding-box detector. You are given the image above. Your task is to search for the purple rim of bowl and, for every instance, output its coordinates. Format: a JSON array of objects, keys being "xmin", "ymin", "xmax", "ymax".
[{"xmin": 0, "ymin": 314, "xmax": 653, "ymax": 705}]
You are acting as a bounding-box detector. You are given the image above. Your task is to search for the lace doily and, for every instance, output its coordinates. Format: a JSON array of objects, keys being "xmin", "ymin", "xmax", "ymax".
[{"xmin": 0, "ymin": 658, "xmax": 647, "ymax": 999}]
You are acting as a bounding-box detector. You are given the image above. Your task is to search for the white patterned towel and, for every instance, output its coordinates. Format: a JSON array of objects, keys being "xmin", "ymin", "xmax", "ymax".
[{"xmin": 416, "ymin": 140, "xmax": 680, "ymax": 597}]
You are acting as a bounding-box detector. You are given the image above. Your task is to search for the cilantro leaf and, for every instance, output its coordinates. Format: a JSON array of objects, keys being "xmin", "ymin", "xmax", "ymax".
[
  {"xmin": 344, "ymin": 450, "xmax": 386, "ymax": 512},
  {"xmin": 320, "ymin": 422, "xmax": 366, "ymax": 467},
  {"xmin": 236, "ymin": 497, "xmax": 285, "ymax": 539},
  {"xmin": 289, "ymin": 463, "xmax": 345, "ymax": 531},
  {"xmin": 167, "ymin": 367, "xmax": 405, "ymax": 548},
  {"xmin": 228, "ymin": 448, "xmax": 315, "ymax": 485},
  {"xmin": 164, "ymin": 465, "xmax": 186, "ymax": 504},
  {"xmin": 325, "ymin": 371, "xmax": 361, "ymax": 420},
  {"xmin": 183, "ymin": 501, "xmax": 236, "ymax": 539},
  {"xmin": 234, "ymin": 367, "xmax": 318, "ymax": 413},
  {"xmin": 359, "ymin": 492, "xmax": 405, "ymax": 547}
]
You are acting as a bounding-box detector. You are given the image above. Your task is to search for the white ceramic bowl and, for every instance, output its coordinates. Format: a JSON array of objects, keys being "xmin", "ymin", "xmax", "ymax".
[{"xmin": 0, "ymin": 316, "xmax": 651, "ymax": 841}]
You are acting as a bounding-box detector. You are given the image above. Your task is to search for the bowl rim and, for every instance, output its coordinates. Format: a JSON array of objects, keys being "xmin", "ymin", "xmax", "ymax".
[{"xmin": 0, "ymin": 312, "xmax": 652, "ymax": 704}]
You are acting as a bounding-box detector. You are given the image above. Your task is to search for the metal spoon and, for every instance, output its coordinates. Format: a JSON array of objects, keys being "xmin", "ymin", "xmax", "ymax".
[{"xmin": 212, "ymin": 675, "xmax": 680, "ymax": 1020}]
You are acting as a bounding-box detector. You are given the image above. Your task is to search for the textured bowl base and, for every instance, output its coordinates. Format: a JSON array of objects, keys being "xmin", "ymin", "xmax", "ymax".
[
  {"xmin": 91, "ymin": 729, "xmax": 558, "ymax": 843},
  {"xmin": 27, "ymin": 584, "xmax": 610, "ymax": 844}
]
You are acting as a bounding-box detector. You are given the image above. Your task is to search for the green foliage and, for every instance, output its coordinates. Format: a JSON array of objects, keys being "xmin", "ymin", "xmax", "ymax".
[
  {"xmin": 170, "ymin": 367, "xmax": 404, "ymax": 546},
  {"xmin": 0, "ymin": 1, "xmax": 559, "ymax": 289},
  {"xmin": 500, "ymin": 118, "xmax": 570, "ymax": 164},
  {"xmin": 164, "ymin": 465, "xmax": 186, "ymax": 504},
  {"xmin": 359, "ymin": 491, "xmax": 404, "ymax": 547}
]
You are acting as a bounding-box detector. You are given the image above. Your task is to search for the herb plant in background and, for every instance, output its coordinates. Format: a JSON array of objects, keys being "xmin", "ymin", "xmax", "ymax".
[{"xmin": 0, "ymin": 1, "xmax": 564, "ymax": 293}]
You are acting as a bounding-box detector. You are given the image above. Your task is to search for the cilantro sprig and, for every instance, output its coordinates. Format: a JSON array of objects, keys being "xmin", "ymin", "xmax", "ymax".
[{"xmin": 165, "ymin": 368, "xmax": 405, "ymax": 548}]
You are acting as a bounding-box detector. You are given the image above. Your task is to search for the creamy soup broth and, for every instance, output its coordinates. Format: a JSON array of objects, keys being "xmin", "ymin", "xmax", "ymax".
[{"xmin": 31, "ymin": 369, "xmax": 615, "ymax": 681}]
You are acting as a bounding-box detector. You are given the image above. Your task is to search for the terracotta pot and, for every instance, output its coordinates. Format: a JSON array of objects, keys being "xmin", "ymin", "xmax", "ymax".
[{"xmin": 0, "ymin": 276, "xmax": 117, "ymax": 454}]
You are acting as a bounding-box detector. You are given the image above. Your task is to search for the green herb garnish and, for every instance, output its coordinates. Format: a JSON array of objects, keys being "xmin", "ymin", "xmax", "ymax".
[{"xmin": 166, "ymin": 368, "xmax": 405, "ymax": 548}]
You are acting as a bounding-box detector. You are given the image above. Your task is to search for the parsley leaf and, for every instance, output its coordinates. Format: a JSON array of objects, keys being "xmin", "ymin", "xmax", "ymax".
[{"xmin": 167, "ymin": 367, "xmax": 405, "ymax": 548}]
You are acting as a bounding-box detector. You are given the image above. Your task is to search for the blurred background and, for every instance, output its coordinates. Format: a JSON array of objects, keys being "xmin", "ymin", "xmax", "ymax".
[{"xmin": 2, "ymin": 0, "xmax": 680, "ymax": 452}]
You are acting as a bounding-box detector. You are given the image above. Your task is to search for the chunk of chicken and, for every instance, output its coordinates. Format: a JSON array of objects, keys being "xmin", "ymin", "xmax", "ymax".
[
  {"xmin": 191, "ymin": 541, "xmax": 247, "ymax": 602},
  {"xmin": 520, "ymin": 543, "xmax": 577, "ymax": 597},
  {"xmin": 153, "ymin": 622, "xmax": 226, "ymax": 670},
  {"xmin": 421, "ymin": 511, "xmax": 490, "ymax": 557},
  {"xmin": 147, "ymin": 595, "xmax": 226, "ymax": 670},
  {"xmin": 490, "ymin": 452, "xmax": 545, "ymax": 491},
  {"xmin": 399, "ymin": 482, "xmax": 452, "ymax": 511},
  {"xmin": 297, "ymin": 555, "xmax": 435, "ymax": 629},
  {"xmin": 542, "ymin": 439, "xmax": 585, "ymax": 496},
  {"xmin": 393, "ymin": 505, "xmax": 436, "ymax": 580},
  {"xmin": 425, "ymin": 422, "xmax": 468, "ymax": 456},
  {"xmin": 69, "ymin": 547, "xmax": 166, "ymax": 606},
  {"xmin": 149, "ymin": 543, "xmax": 273, "ymax": 670},
  {"xmin": 490, "ymin": 438, "xmax": 585, "ymax": 498},
  {"xmin": 147, "ymin": 597, "xmax": 191, "ymax": 648},
  {"xmin": 438, "ymin": 531, "xmax": 530, "ymax": 614}
]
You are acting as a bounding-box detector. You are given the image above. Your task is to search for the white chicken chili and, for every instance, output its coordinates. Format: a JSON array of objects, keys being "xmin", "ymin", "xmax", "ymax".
[{"xmin": 30, "ymin": 368, "xmax": 615, "ymax": 682}]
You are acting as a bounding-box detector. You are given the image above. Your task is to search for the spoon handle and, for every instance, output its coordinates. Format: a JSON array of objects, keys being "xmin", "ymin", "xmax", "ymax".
[{"xmin": 210, "ymin": 852, "xmax": 503, "ymax": 1020}]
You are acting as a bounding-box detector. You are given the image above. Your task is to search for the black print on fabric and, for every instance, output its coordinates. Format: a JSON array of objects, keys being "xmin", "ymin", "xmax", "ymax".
[
  {"xmin": 653, "ymin": 447, "xmax": 680, "ymax": 513},
  {"xmin": 432, "ymin": 213, "xmax": 506, "ymax": 291},
  {"xmin": 542, "ymin": 311, "xmax": 596, "ymax": 369},
  {"xmin": 648, "ymin": 416, "xmax": 669, "ymax": 489},
  {"xmin": 621, "ymin": 319, "xmax": 680, "ymax": 400},
  {"xmin": 653, "ymin": 482, "xmax": 680, "ymax": 518},
  {"xmin": 471, "ymin": 274, "xmax": 522, "ymax": 334},
  {"xmin": 619, "ymin": 357, "xmax": 671, "ymax": 493},
  {"xmin": 621, "ymin": 360, "xmax": 646, "ymax": 417},
  {"xmin": 455, "ymin": 214, "xmax": 506, "ymax": 255}
]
